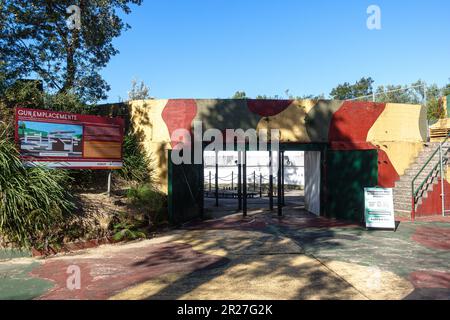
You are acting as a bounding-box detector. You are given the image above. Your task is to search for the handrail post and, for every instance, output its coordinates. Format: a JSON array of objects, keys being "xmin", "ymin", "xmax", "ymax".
[
  {"xmin": 411, "ymin": 132, "xmax": 450, "ymax": 221},
  {"xmin": 440, "ymin": 143, "xmax": 445, "ymax": 217}
]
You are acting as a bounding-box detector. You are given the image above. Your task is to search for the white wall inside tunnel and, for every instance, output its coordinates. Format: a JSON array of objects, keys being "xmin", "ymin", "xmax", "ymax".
[
  {"xmin": 304, "ymin": 151, "xmax": 321, "ymax": 216},
  {"xmin": 203, "ymin": 151, "xmax": 304, "ymax": 186}
]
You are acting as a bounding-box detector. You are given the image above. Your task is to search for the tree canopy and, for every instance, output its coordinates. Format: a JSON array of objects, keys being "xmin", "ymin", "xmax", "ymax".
[
  {"xmin": 0, "ymin": 0, "xmax": 142, "ymax": 103},
  {"xmin": 329, "ymin": 77, "xmax": 375, "ymax": 100}
]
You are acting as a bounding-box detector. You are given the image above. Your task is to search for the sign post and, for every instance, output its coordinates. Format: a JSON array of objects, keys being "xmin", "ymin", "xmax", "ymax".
[{"xmin": 364, "ymin": 187, "xmax": 396, "ymax": 230}]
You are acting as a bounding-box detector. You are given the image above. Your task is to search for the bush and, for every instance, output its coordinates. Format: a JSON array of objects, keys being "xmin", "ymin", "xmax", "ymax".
[
  {"xmin": 0, "ymin": 130, "xmax": 75, "ymax": 248},
  {"xmin": 126, "ymin": 184, "xmax": 167, "ymax": 226},
  {"xmin": 118, "ymin": 132, "xmax": 153, "ymax": 183},
  {"xmin": 110, "ymin": 211, "xmax": 147, "ymax": 242}
]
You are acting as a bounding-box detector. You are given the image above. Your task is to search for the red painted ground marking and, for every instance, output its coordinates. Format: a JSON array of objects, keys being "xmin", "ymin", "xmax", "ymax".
[
  {"xmin": 415, "ymin": 216, "xmax": 450, "ymax": 223},
  {"xmin": 410, "ymin": 271, "xmax": 450, "ymax": 288},
  {"xmin": 398, "ymin": 216, "xmax": 450, "ymax": 223},
  {"xmin": 247, "ymin": 100, "xmax": 293, "ymax": 117},
  {"xmin": 412, "ymin": 226, "xmax": 450, "ymax": 250},
  {"xmin": 30, "ymin": 242, "xmax": 228, "ymax": 300},
  {"xmin": 161, "ymin": 99, "xmax": 197, "ymax": 148}
]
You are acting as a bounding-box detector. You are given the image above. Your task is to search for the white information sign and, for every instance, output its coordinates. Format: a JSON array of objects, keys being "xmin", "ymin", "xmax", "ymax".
[{"xmin": 364, "ymin": 188, "xmax": 396, "ymax": 230}]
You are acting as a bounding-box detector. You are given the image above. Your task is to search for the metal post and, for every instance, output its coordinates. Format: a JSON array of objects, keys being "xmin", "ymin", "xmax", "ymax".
[
  {"xmin": 238, "ymin": 152, "xmax": 242, "ymax": 210},
  {"xmin": 424, "ymin": 84, "xmax": 427, "ymax": 107},
  {"xmin": 259, "ymin": 173, "xmax": 262, "ymax": 198},
  {"xmin": 253, "ymin": 171, "xmax": 256, "ymax": 191},
  {"xmin": 231, "ymin": 171, "xmax": 234, "ymax": 190},
  {"xmin": 243, "ymin": 149, "xmax": 247, "ymax": 217},
  {"xmin": 209, "ymin": 171, "xmax": 212, "ymax": 192},
  {"xmin": 277, "ymin": 151, "xmax": 283, "ymax": 217},
  {"xmin": 107, "ymin": 170, "xmax": 112, "ymax": 197},
  {"xmin": 281, "ymin": 151, "xmax": 285, "ymax": 206},
  {"xmin": 440, "ymin": 143, "xmax": 445, "ymax": 217},
  {"xmin": 269, "ymin": 150, "xmax": 274, "ymax": 211},
  {"xmin": 372, "ymin": 92, "xmax": 376, "ymax": 102},
  {"xmin": 215, "ymin": 150, "xmax": 219, "ymax": 207}
]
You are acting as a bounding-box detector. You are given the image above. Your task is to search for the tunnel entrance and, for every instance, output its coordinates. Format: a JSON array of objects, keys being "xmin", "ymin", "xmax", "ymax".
[
  {"xmin": 203, "ymin": 150, "xmax": 305, "ymax": 219},
  {"xmin": 200, "ymin": 144, "xmax": 325, "ymax": 220},
  {"xmin": 168, "ymin": 143, "xmax": 379, "ymax": 225}
]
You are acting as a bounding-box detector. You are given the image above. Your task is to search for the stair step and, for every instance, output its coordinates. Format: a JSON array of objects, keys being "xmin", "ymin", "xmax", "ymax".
[
  {"xmin": 392, "ymin": 143, "xmax": 449, "ymax": 212},
  {"xmin": 393, "ymin": 195, "xmax": 412, "ymax": 201},
  {"xmin": 395, "ymin": 210, "xmax": 412, "ymax": 220},
  {"xmin": 394, "ymin": 202, "xmax": 412, "ymax": 211},
  {"xmin": 397, "ymin": 174, "xmax": 440, "ymax": 186}
]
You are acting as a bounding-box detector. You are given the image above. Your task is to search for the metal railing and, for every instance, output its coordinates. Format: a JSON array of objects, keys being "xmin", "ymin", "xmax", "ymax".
[{"xmin": 411, "ymin": 132, "xmax": 450, "ymax": 220}]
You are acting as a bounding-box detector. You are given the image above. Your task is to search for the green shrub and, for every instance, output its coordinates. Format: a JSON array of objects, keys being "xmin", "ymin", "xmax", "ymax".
[
  {"xmin": 111, "ymin": 212, "xmax": 147, "ymax": 242},
  {"xmin": 0, "ymin": 130, "xmax": 75, "ymax": 248},
  {"xmin": 118, "ymin": 133, "xmax": 152, "ymax": 183},
  {"xmin": 127, "ymin": 184, "xmax": 168, "ymax": 226}
]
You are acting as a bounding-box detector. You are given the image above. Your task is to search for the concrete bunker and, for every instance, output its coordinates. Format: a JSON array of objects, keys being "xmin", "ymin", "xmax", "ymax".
[{"xmin": 99, "ymin": 98, "xmax": 428, "ymax": 224}]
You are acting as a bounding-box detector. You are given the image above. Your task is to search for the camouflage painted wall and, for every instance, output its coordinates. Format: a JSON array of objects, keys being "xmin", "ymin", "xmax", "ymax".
[{"xmin": 128, "ymin": 99, "xmax": 427, "ymax": 193}]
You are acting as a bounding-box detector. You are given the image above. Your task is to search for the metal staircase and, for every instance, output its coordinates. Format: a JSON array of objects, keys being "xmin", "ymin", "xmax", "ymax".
[{"xmin": 393, "ymin": 137, "xmax": 450, "ymax": 219}]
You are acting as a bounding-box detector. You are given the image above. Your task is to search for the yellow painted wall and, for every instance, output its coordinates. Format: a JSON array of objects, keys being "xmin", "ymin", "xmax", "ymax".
[
  {"xmin": 373, "ymin": 142, "xmax": 424, "ymax": 176},
  {"xmin": 367, "ymin": 103, "xmax": 428, "ymax": 143},
  {"xmin": 129, "ymin": 100, "xmax": 172, "ymax": 193},
  {"xmin": 255, "ymin": 100, "xmax": 311, "ymax": 143},
  {"xmin": 367, "ymin": 103, "xmax": 427, "ymax": 176}
]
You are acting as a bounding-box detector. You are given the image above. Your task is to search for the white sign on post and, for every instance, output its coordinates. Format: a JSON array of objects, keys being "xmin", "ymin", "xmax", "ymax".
[{"xmin": 364, "ymin": 188, "xmax": 396, "ymax": 230}]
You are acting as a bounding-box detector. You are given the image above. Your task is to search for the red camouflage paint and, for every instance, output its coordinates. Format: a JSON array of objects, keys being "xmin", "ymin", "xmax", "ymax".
[
  {"xmin": 328, "ymin": 101, "xmax": 399, "ymax": 187},
  {"xmin": 376, "ymin": 148, "xmax": 400, "ymax": 188},
  {"xmin": 162, "ymin": 99, "xmax": 198, "ymax": 148},
  {"xmin": 247, "ymin": 100, "xmax": 293, "ymax": 117},
  {"xmin": 328, "ymin": 101, "xmax": 386, "ymax": 143}
]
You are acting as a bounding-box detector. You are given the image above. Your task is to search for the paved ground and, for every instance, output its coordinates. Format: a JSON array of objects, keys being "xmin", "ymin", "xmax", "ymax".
[{"xmin": 1, "ymin": 203, "xmax": 450, "ymax": 300}]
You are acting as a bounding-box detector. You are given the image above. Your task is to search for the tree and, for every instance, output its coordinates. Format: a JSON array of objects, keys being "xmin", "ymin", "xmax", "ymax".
[
  {"xmin": 128, "ymin": 79, "xmax": 150, "ymax": 101},
  {"xmin": 0, "ymin": 0, "xmax": 142, "ymax": 103},
  {"xmin": 232, "ymin": 91, "xmax": 248, "ymax": 99},
  {"xmin": 443, "ymin": 82, "xmax": 450, "ymax": 97},
  {"xmin": 330, "ymin": 77, "xmax": 374, "ymax": 100}
]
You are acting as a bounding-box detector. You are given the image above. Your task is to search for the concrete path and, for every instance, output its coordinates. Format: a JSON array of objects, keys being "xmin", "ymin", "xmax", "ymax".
[{"xmin": 1, "ymin": 207, "xmax": 449, "ymax": 300}]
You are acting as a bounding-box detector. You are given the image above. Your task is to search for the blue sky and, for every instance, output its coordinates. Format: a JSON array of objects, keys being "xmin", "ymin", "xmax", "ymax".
[
  {"xmin": 20, "ymin": 121, "xmax": 83, "ymax": 136},
  {"xmin": 101, "ymin": 0, "xmax": 450, "ymax": 102}
]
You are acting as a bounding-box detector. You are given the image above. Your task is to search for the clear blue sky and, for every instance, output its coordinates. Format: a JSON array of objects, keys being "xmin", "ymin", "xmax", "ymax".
[
  {"xmin": 101, "ymin": 0, "xmax": 450, "ymax": 102},
  {"xmin": 20, "ymin": 121, "xmax": 83, "ymax": 136}
]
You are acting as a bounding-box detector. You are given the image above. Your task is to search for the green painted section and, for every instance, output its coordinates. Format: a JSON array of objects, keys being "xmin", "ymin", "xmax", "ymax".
[
  {"xmin": 324, "ymin": 150, "xmax": 378, "ymax": 222},
  {"xmin": 0, "ymin": 248, "xmax": 32, "ymax": 262},
  {"xmin": 196, "ymin": 99, "xmax": 262, "ymax": 132},
  {"xmin": 305, "ymin": 100, "xmax": 344, "ymax": 142},
  {"xmin": 281, "ymin": 143, "xmax": 327, "ymax": 152},
  {"xmin": 0, "ymin": 262, "xmax": 54, "ymax": 300},
  {"xmin": 447, "ymin": 95, "xmax": 450, "ymax": 118},
  {"xmin": 168, "ymin": 150, "xmax": 204, "ymax": 225}
]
